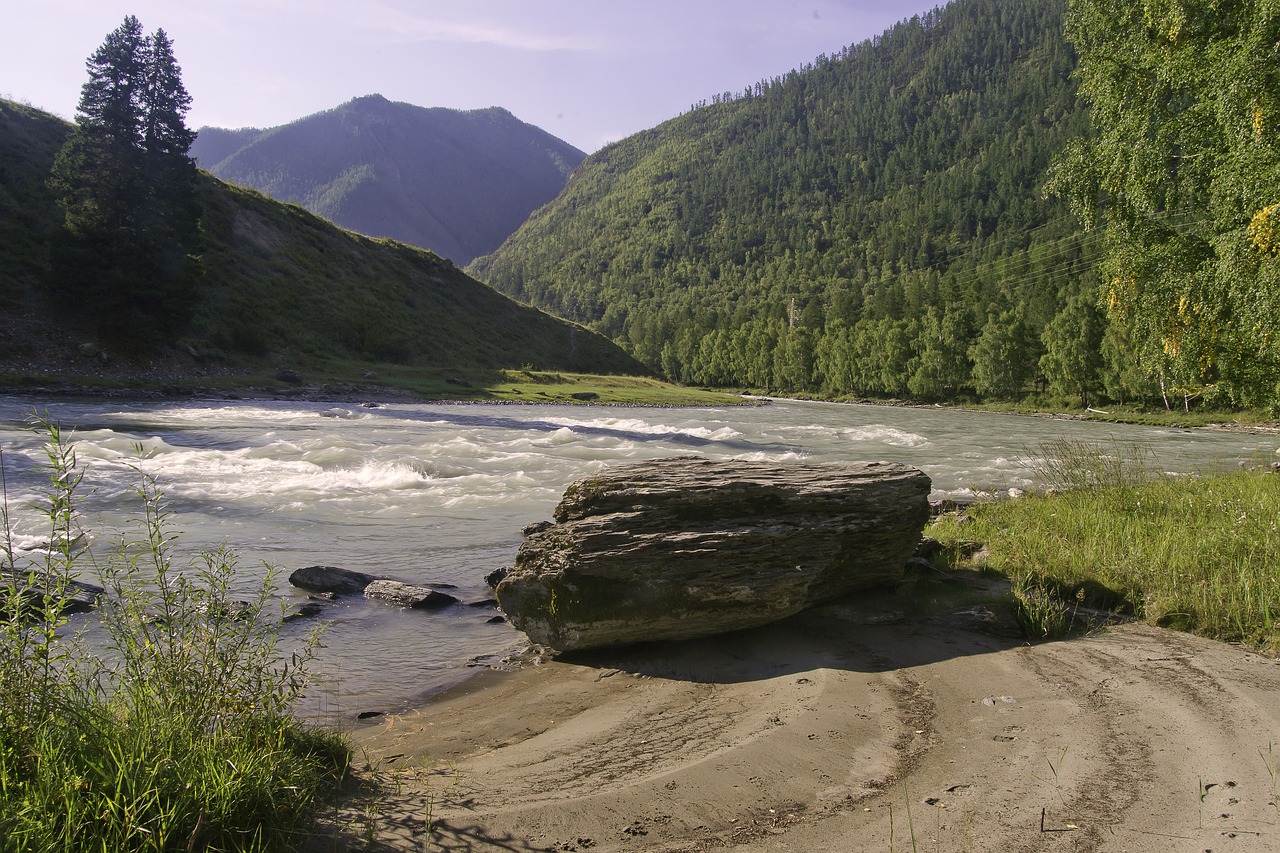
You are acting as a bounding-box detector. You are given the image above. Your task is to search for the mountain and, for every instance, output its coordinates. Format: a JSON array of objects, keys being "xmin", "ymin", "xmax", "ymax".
[
  {"xmin": 191, "ymin": 95, "xmax": 585, "ymax": 266},
  {"xmin": 470, "ymin": 0, "xmax": 1107, "ymax": 401},
  {"xmin": 0, "ymin": 97, "xmax": 643, "ymax": 378}
]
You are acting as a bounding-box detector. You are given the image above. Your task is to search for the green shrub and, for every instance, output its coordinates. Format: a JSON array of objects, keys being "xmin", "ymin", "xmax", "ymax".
[{"xmin": 1, "ymin": 417, "xmax": 348, "ymax": 852}]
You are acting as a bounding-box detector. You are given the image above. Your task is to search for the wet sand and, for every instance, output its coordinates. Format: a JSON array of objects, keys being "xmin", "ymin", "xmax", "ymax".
[{"xmin": 308, "ymin": 581, "xmax": 1280, "ymax": 852}]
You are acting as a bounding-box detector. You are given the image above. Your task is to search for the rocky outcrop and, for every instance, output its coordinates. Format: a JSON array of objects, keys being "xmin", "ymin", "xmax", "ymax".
[{"xmin": 496, "ymin": 457, "xmax": 931, "ymax": 651}]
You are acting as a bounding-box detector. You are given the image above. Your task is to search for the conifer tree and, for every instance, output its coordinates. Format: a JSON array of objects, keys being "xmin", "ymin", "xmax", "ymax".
[
  {"xmin": 51, "ymin": 14, "xmax": 148, "ymax": 236},
  {"xmin": 141, "ymin": 29, "xmax": 195, "ymax": 160},
  {"xmin": 49, "ymin": 15, "xmax": 200, "ymax": 344}
]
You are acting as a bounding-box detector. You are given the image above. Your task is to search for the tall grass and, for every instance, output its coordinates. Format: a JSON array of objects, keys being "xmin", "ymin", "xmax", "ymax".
[
  {"xmin": 931, "ymin": 440, "xmax": 1280, "ymax": 648},
  {"xmin": 1, "ymin": 418, "xmax": 348, "ymax": 852}
]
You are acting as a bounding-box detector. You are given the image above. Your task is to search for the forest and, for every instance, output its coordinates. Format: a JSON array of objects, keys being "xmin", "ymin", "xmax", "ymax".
[{"xmin": 471, "ymin": 0, "xmax": 1280, "ymax": 412}]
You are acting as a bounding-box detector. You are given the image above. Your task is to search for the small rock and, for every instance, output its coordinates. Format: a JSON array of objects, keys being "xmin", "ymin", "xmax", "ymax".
[
  {"xmin": 905, "ymin": 556, "xmax": 936, "ymax": 573},
  {"xmin": 364, "ymin": 580, "xmax": 459, "ymax": 609},
  {"xmin": 914, "ymin": 536, "xmax": 943, "ymax": 559},
  {"xmin": 283, "ymin": 602, "xmax": 326, "ymax": 623},
  {"xmin": 289, "ymin": 565, "xmax": 376, "ymax": 596},
  {"xmin": 522, "ymin": 520, "xmax": 554, "ymax": 537}
]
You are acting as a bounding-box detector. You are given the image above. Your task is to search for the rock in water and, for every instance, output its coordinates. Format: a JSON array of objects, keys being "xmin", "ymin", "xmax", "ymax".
[
  {"xmin": 496, "ymin": 457, "xmax": 931, "ymax": 651},
  {"xmin": 363, "ymin": 580, "xmax": 459, "ymax": 609},
  {"xmin": 289, "ymin": 565, "xmax": 376, "ymax": 595}
]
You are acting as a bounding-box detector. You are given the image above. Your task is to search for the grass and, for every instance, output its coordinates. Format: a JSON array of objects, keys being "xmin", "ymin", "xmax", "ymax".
[
  {"xmin": 304, "ymin": 365, "xmax": 751, "ymax": 406},
  {"xmin": 1, "ymin": 417, "xmax": 348, "ymax": 851},
  {"xmin": 929, "ymin": 439, "xmax": 1280, "ymax": 648},
  {"xmin": 0, "ymin": 362, "xmax": 752, "ymax": 408}
]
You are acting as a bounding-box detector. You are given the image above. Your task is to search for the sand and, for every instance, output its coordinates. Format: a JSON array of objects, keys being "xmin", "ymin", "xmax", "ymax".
[{"xmin": 307, "ymin": 579, "xmax": 1280, "ymax": 852}]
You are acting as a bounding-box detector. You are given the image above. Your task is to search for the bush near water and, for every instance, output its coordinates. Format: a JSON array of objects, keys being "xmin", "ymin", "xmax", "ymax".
[{"xmin": 1, "ymin": 420, "xmax": 347, "ymax": 852}]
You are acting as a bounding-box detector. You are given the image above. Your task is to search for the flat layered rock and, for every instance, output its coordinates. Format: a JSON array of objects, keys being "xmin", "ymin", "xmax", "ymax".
[
  {"xmin": 363, "ymin": 579, "xmax": 459, "ymax": 609},
  {"xmin": 496, "ymin": 456, "xmax": 931, "ymax": 651}
]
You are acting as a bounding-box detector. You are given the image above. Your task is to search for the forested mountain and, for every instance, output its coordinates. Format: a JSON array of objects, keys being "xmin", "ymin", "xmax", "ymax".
[
  {"xmin": 0, "ymin": 98, "xmax": 642, "ymax": 376},
  {"xmin": 192, "ymin": 95, "xmax": 585, "ymax": 266},
  {"xmin": 471, "ymin": 0, "xmax": 1115, "ymax": 403}
]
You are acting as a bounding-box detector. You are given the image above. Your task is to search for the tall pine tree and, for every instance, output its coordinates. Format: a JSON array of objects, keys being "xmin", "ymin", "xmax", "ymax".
[
  {"xmin": 49, "ymin": 15, "xmax": 200, "ymax": 345},
  {"xmin": 51, "ymin": 14, "xmax": 148, "ymax": 238}
]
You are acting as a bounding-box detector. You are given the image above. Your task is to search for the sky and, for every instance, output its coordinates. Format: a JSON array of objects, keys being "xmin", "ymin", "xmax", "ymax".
[{"xmin": 3, "ymin": 1, "xmax": 934, "ymax": 153}]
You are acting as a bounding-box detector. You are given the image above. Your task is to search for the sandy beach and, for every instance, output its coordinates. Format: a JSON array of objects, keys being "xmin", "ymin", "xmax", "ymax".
[{"xmin": 306, "ymin": 576, "xmax": 1280, "ymax": 853}]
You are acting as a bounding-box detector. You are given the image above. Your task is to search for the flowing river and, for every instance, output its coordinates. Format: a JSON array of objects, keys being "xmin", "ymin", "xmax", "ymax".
[{"xmin": 1, "ymin": 395, "xmax": 1275, "ymax": 716}]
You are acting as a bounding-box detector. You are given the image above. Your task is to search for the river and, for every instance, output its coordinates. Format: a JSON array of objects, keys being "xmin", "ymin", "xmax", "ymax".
[{"xmin": 1, "ymin": 395, "xmax": 1275, "ymax": 716}]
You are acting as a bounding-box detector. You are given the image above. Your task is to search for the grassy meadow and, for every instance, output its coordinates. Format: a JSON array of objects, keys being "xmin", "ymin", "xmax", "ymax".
[{"xmin": 929, "ymin": 441, "xmax": 1280, "ymax": 649}]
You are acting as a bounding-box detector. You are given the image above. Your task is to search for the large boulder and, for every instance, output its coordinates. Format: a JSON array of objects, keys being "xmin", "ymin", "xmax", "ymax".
[{"xmin": 496, "ymin": 457, "xmax": 931, "ymax": 651}]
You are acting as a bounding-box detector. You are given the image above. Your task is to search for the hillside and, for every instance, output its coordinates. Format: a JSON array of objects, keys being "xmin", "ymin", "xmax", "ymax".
[
  {"xmin": 470, "ymin": 0, "xmax": 1107, "ymax": 402},
  {"xmin": 0, "ymin": 98, "xmax": 644, "ymax": 382},
  {"xmin": 192, "ymin": 95, "xmax": 585, "ymax": 266}
]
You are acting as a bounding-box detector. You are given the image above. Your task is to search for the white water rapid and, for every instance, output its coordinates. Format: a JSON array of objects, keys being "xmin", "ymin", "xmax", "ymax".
[{"xmin": 2, "ymin": 396, "xmax": 1274, "ymax": 715}]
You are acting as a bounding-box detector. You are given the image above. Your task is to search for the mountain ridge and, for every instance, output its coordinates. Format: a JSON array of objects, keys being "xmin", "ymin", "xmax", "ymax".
[
  {"xmin": 469, "ymin": 0, "xmax": 1107, "ymax": 402},
  {"xmin": 192, "ymin": 95, "xmax": 584, "ymax": 266},
  {"xmin": 0, "ymin": 97, "xmax": 643, "ymax": 381}
]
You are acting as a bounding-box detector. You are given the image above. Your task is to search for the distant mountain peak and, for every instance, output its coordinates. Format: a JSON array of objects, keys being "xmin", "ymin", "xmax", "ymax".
[{"xmin": 191, "ymin": 98, "xmax": 584, "ymax": 265}]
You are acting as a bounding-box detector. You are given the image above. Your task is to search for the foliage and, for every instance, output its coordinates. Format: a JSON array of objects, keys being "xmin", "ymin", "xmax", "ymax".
[
  {"xmin": 1038, "ymin": 293, "xmax": 1103, "ymax": 407},
  {"xmin": 471, "ymin": 0, "xmax": 1106, "ymax": 403},
  {"xmin": 0, "ymin": 419, "xmax": 347, "ymax": 851},
  {"xmin": 969, "ymin": 304, "xmax": 1041, "ymax": 399},
  {"xmin": 1049, "ymin": 0, "xmax": 1280, "ymax": 411},
  {"xmin": 47, "ymin": 16, "xmax": 201, "ymax": 346},
  {"xmin": 930, "ymin": 448, "xmax": 1280, "ymax": 649}
]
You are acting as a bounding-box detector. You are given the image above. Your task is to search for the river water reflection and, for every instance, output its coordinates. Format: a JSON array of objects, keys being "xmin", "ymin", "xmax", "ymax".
[{"xmin": 1, "ymin": 396, "xmax": 1275, "ymax": 713}]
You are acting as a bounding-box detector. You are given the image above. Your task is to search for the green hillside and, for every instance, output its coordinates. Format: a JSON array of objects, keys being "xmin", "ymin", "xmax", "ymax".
[
  {"xmin": 0, "ymin": 98, "xmax": 644, "ymax": 381},
  {"xmin": 192, "ymin": 96, "xmax": 585, "ymax": 266},
  {"xmin": 470, "ymin": 0, "xmax": 1107, "ymax": 402}
]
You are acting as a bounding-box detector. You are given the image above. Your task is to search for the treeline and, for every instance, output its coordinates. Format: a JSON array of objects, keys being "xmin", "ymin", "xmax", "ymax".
[{"xmin": 471, "ymin": 0, "xmax": 1250, "ymax": 409}]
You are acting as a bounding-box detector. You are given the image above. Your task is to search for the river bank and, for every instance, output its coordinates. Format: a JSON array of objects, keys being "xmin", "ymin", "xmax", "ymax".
[
  {"xmin": 3, "ymin": 347, "xmax": 1277, "ymax": 429},
  {"xmin": 307, "ymin": 588, "xmax": 1280, "ymax": 852}
]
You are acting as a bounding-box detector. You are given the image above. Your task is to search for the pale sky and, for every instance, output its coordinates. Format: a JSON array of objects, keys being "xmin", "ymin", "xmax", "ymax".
[{"xmin": 3, "ymin": 1, "xmax": 933, "ymax": 153}]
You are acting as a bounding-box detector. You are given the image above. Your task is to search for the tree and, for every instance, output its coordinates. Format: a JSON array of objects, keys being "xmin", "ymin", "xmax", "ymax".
[
  {"xmin": 49, "ymin": 16, "xmax": 200, "ymax": 343},
  {"xmin": 1048, "ymin": 0, "xmax": 1280, "ymax": 410},
  {"xmin": 51, "ymin": 14, "xmax": 148, "ymax": 237},
  {"xmin": 908, "ymin": 306, "xmax": 972, "ymax": 398},
  {"xmin": 969, "ymin": 305, "xmax": 1039, "ymax": 399},
  {"xmin": 141, "ymin": 29, "xmax": 195, "ymax": 160},
  {"xmin": 1099, "ymin": 315, "xmax": 1155, "ymax": 406},
  {"xmin": 1039, "ymin": 293, "xmax": 1102, "ymax": 407}
]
